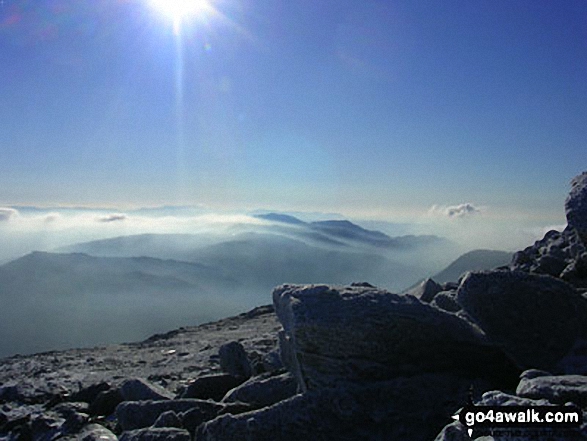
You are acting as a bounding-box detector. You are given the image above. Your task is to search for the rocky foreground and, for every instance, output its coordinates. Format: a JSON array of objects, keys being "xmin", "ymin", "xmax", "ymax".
[{"xmin": 1, "ymin": 171, "xmax": 587, "ymax": 441}]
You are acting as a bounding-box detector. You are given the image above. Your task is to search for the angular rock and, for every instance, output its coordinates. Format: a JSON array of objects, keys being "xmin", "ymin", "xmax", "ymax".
[
  {"xmin": 178, "ymin": 403, "xmax": 253, "ymax": 435},
  {"xmin": 510, "ymin": 226, "xmax": 586, "ymax": 286},
  {"xmin": 29, "ymin": 413, "xmax": 64, "ymax": 440},
  {"xmin": 180, "ymin": 374, "xmax": 244, "ymax": 402},
  {"xmin": 566, "ymin": 171, "xmax": 587, "ymax": 246},
  {"xmin": 273, "ymin": 284, "xmax": 518, "ymax": 391},
  {"xmin": 58, "ymin": 407, "xmax": 89, "ymax": 434},
  {"xmin": 405, "ymin": 278, "xmax": 442, "ymax": 302},
  {"xmin": 433, "ymin": 421, "xmax": 471, "ymax": 441},
  {"xmin": 0, "ymin": 384, "xmax": 22, "ymax": 403},
  {"xmin": 456, "ymin": 270, "xmax": 585, "ymax": 371},
  {"xmin": 431, "ymin": 290, "xmax": 460, "ymax": 312},
  {"xmin": 52, "ymin": 401, "xmax": 90, "ymax": 417},
  {"xmin": 516, "ymin": 374, "xmax": 587, "ymax": 406},
  {"xmin": 152, "ymin": 410, "xmax": 182, "ymax": 428},
  {"xmin": 198, "ymin": 373, "xmax": 489, "ymax": 441},
  {"xmin": 561, "ymin": 252, "xmax": 587, "ymax": 287},
  {"xmin": 222, "ymin": 372, "xmax": 298, "ymax": 409},
  {"xmin": 119, "ymin": 378, "xmax": 174, "ymax": 401},
  {"xmin": 260, "ymin": 349, "xmax": 284, "ymax": 373},
  {"xmin": 70, "ymin": 382, "xmax": 111, "ymax": 404},
  {"xmin": 476, "ymin": 390, "xmax": 551, "ymax": 407},
  {"xmin": 218, "ymin": 341, "xmax": 252, "ymax": 379},
  {"xmin": 78, "ymin": 423, "xmax": 118, "ymax": 441},
  {"xmin": 116, "ymin": 399, "xmax": 223, "ymax": 431},
  {"xmin": 89, "ymin": 389, "xmax": 123, "ymax": 416},
  {"xmin": 119, "ymin": 427, "xmax": 190, "ymax": 441}
]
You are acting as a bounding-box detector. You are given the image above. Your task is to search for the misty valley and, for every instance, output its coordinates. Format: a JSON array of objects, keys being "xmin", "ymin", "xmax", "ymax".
[{"xmin": 0, "ymin": 213, "xmax": 512, "ymax": 358}]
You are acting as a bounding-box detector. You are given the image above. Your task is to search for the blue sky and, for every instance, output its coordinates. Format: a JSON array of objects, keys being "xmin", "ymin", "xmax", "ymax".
[{"xmin": 1, "ymin": 0, "xmax": 585, "ymax": 223}]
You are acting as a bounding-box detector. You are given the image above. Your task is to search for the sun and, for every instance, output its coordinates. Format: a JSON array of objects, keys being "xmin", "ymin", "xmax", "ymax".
[{"xmin": 149, "ymin": 0, "xmax": 212, "ymax": 34}]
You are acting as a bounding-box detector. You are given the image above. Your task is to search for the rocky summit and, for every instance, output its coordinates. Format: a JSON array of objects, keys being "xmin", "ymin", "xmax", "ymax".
[{"xmin": 2, "ymin": 171, "xmax": 587, "ymax": 440}]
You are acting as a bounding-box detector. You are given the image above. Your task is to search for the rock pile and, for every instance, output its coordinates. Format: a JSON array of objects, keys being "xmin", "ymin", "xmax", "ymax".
[
  {"xmin": 509, "ymin": 171, "xmax": 587, "ymax": 288},
  {"xmin": 1, "ymin": 171, "xmax": 587, "ymax": 440}
]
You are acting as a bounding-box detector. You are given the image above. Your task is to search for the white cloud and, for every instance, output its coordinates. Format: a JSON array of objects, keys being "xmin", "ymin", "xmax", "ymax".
[
  {"xmin": 429, "ymin": 203, "xmax": 482, "ymax": 219},
  {"xmin": 98, "ymin": 214, "xmax": 127, "ymax": 223},
  {"xmin": 0, "ymin": 207, "xmax": 18, "ymax": 222}
]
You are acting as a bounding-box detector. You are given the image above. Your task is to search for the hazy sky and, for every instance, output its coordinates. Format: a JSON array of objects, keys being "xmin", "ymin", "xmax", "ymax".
[{"xmin": 1, "ymin": 0, "xmax": 585, "ymax": 223}]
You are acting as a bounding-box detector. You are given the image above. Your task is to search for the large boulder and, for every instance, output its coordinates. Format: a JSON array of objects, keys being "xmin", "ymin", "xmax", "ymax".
[
  {"xmin": 116, "ymin": 399, "xmax": 223, "ymax": 431},
  {"xmin": 516, "ymin": 373, "xmax": 587, "ymax": 406},
  {"xmin": 119, "ymin": 378, "xmax": 174, "ymax": 402},
  {"xmin": 566, "ymin": 171, "xmax": 587, "ymax": 246},
  {"xmin": 404, "ymin": 278, "xmax": 442, "ymax": 302},
  {"xmin": 77, "ymin": 424, "xmax": 118, "ymax": 441},
  {"xmin": 119, "ymin": 427, "xmax": 190, "ymax": 441},
  {"xmin": 218, "ymin": 342, "xmax": 252, "ymax": 379},
  {"xmin": 456, "ymin": 270, "xmax": 586, "ymax": 371},
  {"xmin": 221, "ymin": 372, "xmax": 298, "ymax": 409},
  {"xmin": 180, "ymin": 374, "xmax": 245, "ymax": 402},
  {"xmin": 273, "ymin": 284, "xmax": 518, "ymax": 391},
  {"xmin": 198, "ymin": 373, "xmax": 487, "ymax": 441}
]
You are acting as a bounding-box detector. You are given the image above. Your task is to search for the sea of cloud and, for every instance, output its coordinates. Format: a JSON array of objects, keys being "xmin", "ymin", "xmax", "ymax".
[{"xmin": 0, "ymin": 203, "xmax": 566, "ymax": 265}]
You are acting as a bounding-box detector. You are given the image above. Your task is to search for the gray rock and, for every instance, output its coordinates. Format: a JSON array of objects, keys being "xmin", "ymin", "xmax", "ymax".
[
  {"xmin": 516, "ymin": 374, "xmax": 587, "ymax": 406},
  {"xmin": 116, "ymin": 399, "xmax": 223, "ymax": 431},
  {"xmin": 260, "ymin": 349, "xmax": 283, "ymax": 373},
  {"xmin": 59, "ymin": 408, "xmax": 89, "ymax": 434},
  {"xmin": 78, "ymin": 423, "xmax": 119, "ymax": 441},
  {"xmin": 561, "ymin": 252, "xmax": 587, "ymax": 287},
  {"xmin": 431, "ymin": 290, "xmax": 461, "ymax": 312},
  {"xmin": 433, "ymin": 421, "xmax": 471, "ymax": 441},
  {"xmin": 405, "ymin": 278, "xmax": 442, "ymax": 302},
  {"xmin": 70, "ymin": 382, "xmax": 111, "ymax": 404},
  {"xmin": 198, "ymin": 373, "xmax": 489, "ymax": 441},
  {"xmin": 222, "ymin": 372, "xmax": 298, "ymax": 409},
  {"xmin": 519, "ymin": 369, "xmax": 552, "ymax": 380},
  {"xmin": 51, "ymin": 401, "xmax": 89, "ymax": 417},
  {"xmin": 179, "ymin": 403, "xmax": 253, "ymax": 434},
  {"xmin": 180, "ymin": 374, "xmax": 244, "ymax": 402},
  {"xmin": 273, "ymin": 284, "xmax": 518, "ymax": 391},
  {"xmin": 476, "ymin": 390, "xmax": 551, "ymax": 407},
  {"xmin": 29, "ymin": 412, "xmax": 64, "ymax": 440},
  {"xmin": 0, "ymin": 384, "xmax": 22, "ymax": 403},
  {"xmin": 119, "ymin": 378, "xmax": 174, "ymax": 401},
  {"xmin": 89, "ymin": 389, "xmax": 124, "ymax": 416},
  {"xmin": 456, "ymin": 270, "xmax": 585, "ymax": 371},
  {"xmin": 218, "ymin": 341, "xmax": 252, "ymax": 379},
  {"xmin": 566, "ymin": 171, "xmax": 587, "ymax": 246},
  {"xmin": 152, "ymin": 410, "xmax": 182, "ymax": 428},
  {"xmin": 119, "ymin": 427, "xmax": 190, "ymax": 441},
  {"xmin": 510, "ymin": 226, "xmax": 586, "ymax": 286}
]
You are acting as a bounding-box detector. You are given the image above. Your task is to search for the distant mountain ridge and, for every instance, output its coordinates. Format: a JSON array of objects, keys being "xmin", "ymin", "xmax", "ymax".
[
  {"xmin": 431, "ymin": 249, "xmax": 513, "ymax": 284},
  {"xmin": 256, "ymin": 212, "xmax": 443, "ymax": 249}
]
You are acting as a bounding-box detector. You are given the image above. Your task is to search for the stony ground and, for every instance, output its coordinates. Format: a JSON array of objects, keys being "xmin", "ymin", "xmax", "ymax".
[{"xmin": 0, "ymin": 305, "xmax": 279, "ymax": 410}]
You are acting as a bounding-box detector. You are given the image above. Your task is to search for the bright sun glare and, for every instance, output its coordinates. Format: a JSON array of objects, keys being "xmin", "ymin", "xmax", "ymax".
[{"xmin": 150, "ymin": 0, "xmax": 211, "ymax": 33}]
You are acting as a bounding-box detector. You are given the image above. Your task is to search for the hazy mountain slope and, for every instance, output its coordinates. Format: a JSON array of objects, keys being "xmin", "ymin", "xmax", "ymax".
[
  {"xmin": 57, "ymin": 233, "xmax": 220, "ymax": 260},
  {"xmin": 0, "ymin": 230, "xmax": 429, "ymax": 357},
  {"xmin": 431, "ymin": 249, "xmax": 513, "ymax": 284},
  {"xmin": 186, "ymin": 232, "xmax": 412, "ymax": 290},
  {"xmin": 57, "ymin": 229, "xmax": 435, "ymax": 291},
  {"xmin": 0, "ymin": 252, "xmax": 242, "ymax": 358}
]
